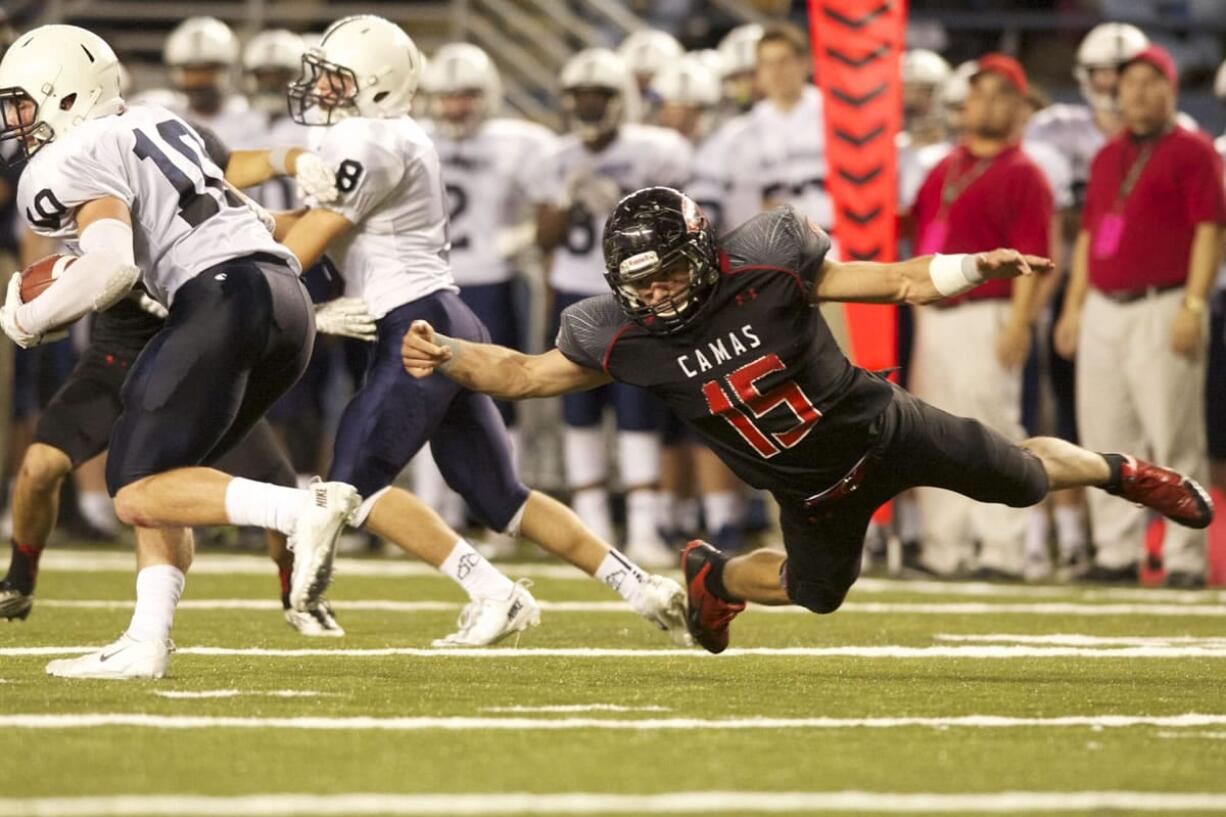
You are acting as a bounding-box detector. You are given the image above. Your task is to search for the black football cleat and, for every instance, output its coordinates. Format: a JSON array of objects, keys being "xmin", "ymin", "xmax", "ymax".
[
  {"xmin": 681, "ymin": 540, "xmax": 745, "ymax": 654},
  {"xmin": 0, "ymin": 580, "xmax": 33, "ymax": 621},
  {"xmin": 1107, "ymin": 456, "xmax": 1213, "ymax": 529}
]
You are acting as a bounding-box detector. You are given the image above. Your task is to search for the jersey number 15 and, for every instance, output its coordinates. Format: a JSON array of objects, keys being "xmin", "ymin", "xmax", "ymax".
[{"xmin": 702, "ymin": 354, "xmax": 821, "ymax": 459}]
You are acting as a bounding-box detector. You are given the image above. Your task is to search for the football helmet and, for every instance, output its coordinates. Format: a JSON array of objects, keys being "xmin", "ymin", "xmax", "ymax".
[
  {"xmin": 901, "ymin": 49, "xmax": 951, "ymax": 134},
  {"xmin": 164, "ymin": 16, "xmax": 239, "ymax": 113},
  {"xmin": 1074, "ymin": 23, "xmax": 1148, "ymax": 112},
  {"xmin": 717, "ymin": 23, "xmax": 763, "ymax": 111},
  {"xmin": 288, "ymin": 15, "xmax": 422, "ymax": 125},
  {"xmin": 1216, "ymin": 59, "xmax": 1226, "ymax": 104},
  {"xmin": 0, "ymin": 24, "xmax": 124, "ymax": 161},
  {"xmin": 617, "ymin": 28, "xmax": 684, "ymax": 88},
  {"xmin": 560, "ymin": 48, "xmax": 638, "ymax": 143},
  {"xmin": 603, "ymin": 187, "xmax": 718, "ymax": 335},
  {"xmin": 420, "ymin": 42, "xmax": 502, "ymax": 138},
  {"xmin": 243, "ymin": 29, "xmax": 305, "ymax": 115},
  {"xmin": 648, "ymin": 55, "xmax": 720, "ymax": 140}
]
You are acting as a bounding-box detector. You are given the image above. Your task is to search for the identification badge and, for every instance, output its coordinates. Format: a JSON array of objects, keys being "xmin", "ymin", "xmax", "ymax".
[
  {"xmin": 917, "ymin": 219, "xmax": 949, "ymax": 255},
  {"xmin": 1093, "ymin": 213, "xmax": 1125, "ymax": 259}
]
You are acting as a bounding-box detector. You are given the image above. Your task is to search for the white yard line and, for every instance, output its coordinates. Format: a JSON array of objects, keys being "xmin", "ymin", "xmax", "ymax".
[
  {"xmin": 4, "ymin": 791, "xmax": 1226, "ymax": 816},
  {"xmin": 1157, "ymin": 730, "xmax": 1226, "ymax": 740},
  {"xmin": 481, "ymin": 704, "xmax": 672, "ymax": 713},
  {"xmin": 27, "ymin": 550, "xmax": 1226, "ymax": 602},
  {"xmin": 2, "ymin": 713, "xmax": 1225, "ymax": 732},
  {"xmin": 6, "ymin": 644, "xmax": 1226, "ymax": 659},
  {"xmin": 152, "ymin": 690, "xmax": 332, "ymax": 700},
  {"xmin": 33, "ymin": 598, "xmax": 1226, "ymax": 617},
  {"xmin": 938, "ymin": 634, "xmax": 1226, "ymax": 647}
]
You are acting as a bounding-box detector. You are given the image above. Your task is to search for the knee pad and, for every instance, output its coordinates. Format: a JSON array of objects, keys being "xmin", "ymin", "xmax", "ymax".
[
  {"xmin": 783, "ymin": 566, "xmax": 849, "ymax": 615},
  {"xmin": 1011, "ymin": 451, "xmax": 1051, "ymax": 508}
]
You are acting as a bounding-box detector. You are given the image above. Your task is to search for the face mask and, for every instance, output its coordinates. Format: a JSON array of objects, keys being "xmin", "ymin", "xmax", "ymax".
[{"xmin": 184, "ymin": 86, "xmax": 223, "ymax": 115}]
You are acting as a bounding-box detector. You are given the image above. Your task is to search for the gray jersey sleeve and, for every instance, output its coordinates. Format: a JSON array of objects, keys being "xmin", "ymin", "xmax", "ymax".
[
  {"xmin": 722, "ymin": 205, "xmax": 832, "ymax": 287},
  {"xmin": 554, "ymin": 294, "xmax": 626, "ymax": 372}
]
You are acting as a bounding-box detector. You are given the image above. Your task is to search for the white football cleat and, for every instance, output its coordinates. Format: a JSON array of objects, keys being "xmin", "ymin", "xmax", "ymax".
[
  {"xmin": 632, "ymin": 574, "xmax": 693, "ymax": 647},
  {"xmin": 45, "ymin": 634, "xmax": 173, "ymax": 680},
  {"xmin": 284, "ymin": 600, "xmax": 346, "ymax": 637},
  {"xmin": 288, "ymin": 480, "xmax": 361, "ymax": 612},
  {"xmin": 431, "ymin": 579, "xmax": 541, "ymax": 647}
]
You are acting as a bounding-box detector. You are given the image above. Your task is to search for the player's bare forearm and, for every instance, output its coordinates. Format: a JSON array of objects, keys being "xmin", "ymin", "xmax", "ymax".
[
  {"xmin": 272, "ymin": 208, "xmax": 307, "ymax": 242},
  {"xmin": 402, "ymin": 321, "xmax": 610, "ymax": 399},
  {"xmin": 1185, "ymin": 222, "xmax": 1220, "ymax": 302},
  {"xmin": 813, "ymin": 251, "xmax": 1052, "ymax": 306},
  {"xmin": 280, "ymin": 208, "xmax": 353, "ymax": 270},
  {"xmin": 225, "ymin": 150, "xmax": 279, "ymax": 189},
  {"xmin": 536, "ymin": 204, "xmax": 568, "ymax": 252}
]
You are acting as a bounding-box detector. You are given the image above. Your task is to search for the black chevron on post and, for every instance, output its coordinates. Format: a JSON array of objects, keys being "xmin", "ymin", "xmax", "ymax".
[
  {"xmin": 825, "ymin": 44, "xmax": 888, "ymax": 68},
  {"xmin": 842, "ymin": 205, "xmax": 883, "ymax": 225},
  {"xmin": 847, "ymin": 245, "xmax": 883, "ymax": 261},
  {"xmin": 834, "ymin": 124, "xmax": 885, "ymax": 147},
  {"xmin": 823, "ymin": 1, "xmax": 894, "ymax": 30},
  {"xmin": 829, "ymin": 84, "xmax": 887, "ymax": 107},
  {"xmin": 838, "ymin": 166, "xmax": 882, "ymax": 186}
]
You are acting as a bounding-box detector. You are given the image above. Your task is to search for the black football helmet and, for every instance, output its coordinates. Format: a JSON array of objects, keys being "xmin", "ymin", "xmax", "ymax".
[{"xmin": 602, "ymin": 187, "xmax": 718, "ymax": 335}]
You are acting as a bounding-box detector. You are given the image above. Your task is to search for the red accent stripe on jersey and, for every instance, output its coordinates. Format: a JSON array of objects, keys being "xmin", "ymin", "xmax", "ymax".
[
  {"xmin": 717, "ymin": 249, "xmax": 731, "ymax": 275},
  {"xmin": 725, "ymin": 264, "xmax": 806, "ymax": 296},
  {"xmin": 601, "ymin": 323, "xmax": 636, "ymax": 374}
]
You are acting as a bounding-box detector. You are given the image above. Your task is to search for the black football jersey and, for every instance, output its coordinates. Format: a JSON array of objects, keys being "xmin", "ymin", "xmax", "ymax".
[{"xmin": 556, "ymin": 205, "xmax": 893, "ymax": 497}]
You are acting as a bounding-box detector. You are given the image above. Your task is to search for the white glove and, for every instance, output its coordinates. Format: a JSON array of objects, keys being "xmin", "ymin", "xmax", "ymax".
[
  {"xmin": 1, "ymin": 272, "xmax": 66, "ymax": 348},
  {"xmin": 314, "ymin": 297, "xmax": 377, "ymax": 342},
  {"xmin": 295, "ymin": 152, "xmax": 340, "ymax": 204},
  {"xmin": 136, "ymin": 292, "xmax": 168, "ymax": 319}
]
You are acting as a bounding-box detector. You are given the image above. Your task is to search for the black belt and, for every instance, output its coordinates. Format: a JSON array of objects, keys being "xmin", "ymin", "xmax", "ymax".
[{"xmin": 1096, "ymin": 282, "xmax": 1182, "ymax": 304}]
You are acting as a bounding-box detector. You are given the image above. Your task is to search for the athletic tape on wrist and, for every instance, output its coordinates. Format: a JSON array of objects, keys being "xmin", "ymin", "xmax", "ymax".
[
  {"xmin": 928, "ymin": 253, "xmax": 984, "ymax": 298},
  {"xmin": 268, "ymin": 146, "xmax": 293, "ymax": 176}
]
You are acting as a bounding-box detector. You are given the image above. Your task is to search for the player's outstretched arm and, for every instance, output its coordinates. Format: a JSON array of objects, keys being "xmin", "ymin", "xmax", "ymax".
[
  {"xmin": 280, "ymin": 209, "xmax": 354, "ymax": 271},
  {"xmin": 225, "ymin": 148, "xmax": 339, "ymax": 203},
  {"xmin": 402, "ymin": 320, "xmax": 611, "ymax": 399},
  {"xmin": 812, "ymin": 249, "xmax": 1053, "ymax": 306}
]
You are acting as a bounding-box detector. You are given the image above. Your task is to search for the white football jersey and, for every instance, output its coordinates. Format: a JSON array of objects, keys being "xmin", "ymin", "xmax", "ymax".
[
  {"xmin": 897, "ymin": 133, "xmax": 951, "ymax": 213},
  {"xmin": 247, "ymin": 114, "xmax": 311, "ymax": 212},
  {"xmin": 189, "ymin": 95, "xmax": 266, "ymax": 151},
  {"xmin": 426, "ymin": 117, "xmax": 555, "ymax": 286},
  {"xmin": 18, "ymin": 104, "xmax": 297, "ymax": 307},
  {"xmin": 313, "ymin": 115, "xmax": 457, "ymax": 317},
  {"xmin": 534, "ymin": 123, "xmax": 691, "ymax": 294},
  {"xmin": 687, "ymin": 114, "xmax": 758, "ymax": 235}
]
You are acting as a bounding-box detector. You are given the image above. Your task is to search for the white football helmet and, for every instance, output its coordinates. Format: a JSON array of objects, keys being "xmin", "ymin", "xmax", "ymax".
[
  {"xmin": 1074, "ymin": 23, "xmax": 1148, "ymax": 112},
  {"xmin": 902, "ymin": 49, "xmax": 951, "ymax": 88},
  {"xmin": 288, "ymin": 15, "xmax": 422, "ymax": 125},
  {"xmin": 939, "ymin": 60, "xmax": 977, "ymax": 132},
  {"xmin": 649, "ymin": 55, "xmax": 720, "ymax": 141},
  {"xmin": 164, "ymin": 17, "xmax": 239, "ymax": 112},
  {"xmin": 617, "ymin": 29, "xmax": 684, "ymax": 86},
  {"xmin": 242, "ymin": 29, "xmax": 304, "ymax": 115},
  {"xmin": 421, "ymin": 42, "xmax": 502, "ymax": 138},
  {"xmin": 717, "ymin": 23, "xmax": 764, "ymax": 80},
  {"xmin": 560, "ymin": 48, "xmax": 639, "ymax": 142},
  {"xmin": 902, "ymin": 49, "xmax": 951, "ymax": 134},
  {"xmin": 0, "ymin": 24, "xmax": 124, "ymax": 160},
  {"xmin": 1215, "ymin": 59, "xmax": 1226, "ymax": 104}
]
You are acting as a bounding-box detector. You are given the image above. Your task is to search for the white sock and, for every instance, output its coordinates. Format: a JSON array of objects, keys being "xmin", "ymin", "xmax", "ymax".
[
  {"xmin": 440, "ymin": 540, "xmax": 514, "ymax": 600},
  {"xmin": 77, "ymin": 490, "xmax": 120, "ymax": 535},
  {"xmin": 895, "ymin": 496, "xmax": 922, "ymax": 543},
  {"xmin": 659, "ymin": 491, "xmax": 680, "ymax": 531},
  {"xmin": 678, "ymin": 497, "xmax": 701, "ymax": 534},
  {"xmin": 626, "ymin": 488, "xmax": 664, "ymax": 546},
  {"xmin": 573, "ymin": 487, "xmax": 614, "ymax": 545},
  {"xmin": 412, "ymin": 447, "xmax": 465, "ymax": 530},
  {"xmin": 224, "ymin": 477, "xmax": 306, "ymax": 535},
  {"xmin": 124, "ymin": 564, "xmax": 185, "ymax": 643},
  {"xmin": 1054, "ymin": 505, "xmax": 1087, "ymax": 557},
  {"xmin": 702, "ymin": 490, "xmax": 743, "ymax": 533},
  {"xmin": 1024, "ymin": 507, "xmax": 1049, "ymax": 562},
  {"xmin": 594, "ymin": 549, "xmax": 645, "ymax": 606}
]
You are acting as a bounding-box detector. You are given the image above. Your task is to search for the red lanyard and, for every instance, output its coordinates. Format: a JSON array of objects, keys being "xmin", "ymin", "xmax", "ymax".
[
  {"xmin": 1113, "ymin": 129, "xmax": 1168, "ymax": 211},
  {"xmin": 938, "ymin": 151, "xmax": 993, "ymax": 218}
]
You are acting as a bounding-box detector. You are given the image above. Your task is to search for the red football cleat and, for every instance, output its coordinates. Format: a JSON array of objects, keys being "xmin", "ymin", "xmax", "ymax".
[
  {"xmin": 682, "ymin": 540, "xmax": 746, "ymax": 654},
  {"xmin": 1108, "ymin": 455, "xmax": 1214, "ymax": 529}
]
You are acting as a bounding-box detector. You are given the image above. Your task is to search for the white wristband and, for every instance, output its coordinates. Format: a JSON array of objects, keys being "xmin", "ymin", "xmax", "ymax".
[
  {"xmin": 928, "ymin": 253, "xmax": 984, "ymax": 298},
  {"xmin": 267, "ymin": 146, "xmax": 293, "ymax": 176}
]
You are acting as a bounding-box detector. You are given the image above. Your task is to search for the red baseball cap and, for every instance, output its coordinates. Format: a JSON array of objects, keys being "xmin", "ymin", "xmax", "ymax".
[
  {"xmin": 1122, "ymin": 44, "xmax": 1178, "ymax": 86},
  {"xmin": 973, "ymin": 53, "xmax": 1028, "ymax": 96}
]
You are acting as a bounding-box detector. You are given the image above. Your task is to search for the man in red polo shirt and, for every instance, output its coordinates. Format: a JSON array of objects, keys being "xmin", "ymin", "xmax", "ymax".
[
  {"xmin": 910, "ymin": 54, "xmax": 1053, "ymax": 577},
  {"xmin": 1054, "ymin": 45, "xmax": 1224, "ymax": 587}
]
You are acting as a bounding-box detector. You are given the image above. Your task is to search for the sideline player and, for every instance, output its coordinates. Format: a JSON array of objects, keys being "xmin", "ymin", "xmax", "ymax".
[
  {"xmin": 276, "ymin": 16, "xmax": 689, "ymax": 647},
  {"xmin": 402, "ymin": 187, "xmax": 1214, "ymax": 653},
  {"xmin": 0, "ymin": 24, "xmax": 358, "ymax": 678}
]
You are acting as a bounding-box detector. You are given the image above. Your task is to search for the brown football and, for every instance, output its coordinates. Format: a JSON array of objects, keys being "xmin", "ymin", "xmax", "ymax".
[{"xmin": 21, "ymin": 253, "xmax": 77, "ymax": 303}]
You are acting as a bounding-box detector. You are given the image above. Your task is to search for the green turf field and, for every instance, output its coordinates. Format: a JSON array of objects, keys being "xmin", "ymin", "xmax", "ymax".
[{"xmin": 1, "ymin": 546, "xmax": 1224, "ymax": 816}]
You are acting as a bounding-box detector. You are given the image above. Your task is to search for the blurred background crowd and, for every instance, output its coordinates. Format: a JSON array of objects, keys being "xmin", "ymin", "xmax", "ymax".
[{"xmin": 1, "ymin": 0, "xmax": 1225, "ymax": 587}]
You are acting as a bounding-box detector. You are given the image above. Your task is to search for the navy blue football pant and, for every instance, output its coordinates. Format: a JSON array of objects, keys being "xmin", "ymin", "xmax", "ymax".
[
  {"xmin": 458, "ymin": 279, "xmax": 521, "ymax": 427},
  {"xmin": 326, "ymin": 290, "xmax": 529, "ymax": 531}
]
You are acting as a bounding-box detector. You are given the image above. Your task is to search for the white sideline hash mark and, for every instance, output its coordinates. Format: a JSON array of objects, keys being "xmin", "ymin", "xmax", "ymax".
[
  {"xmin": 938, "ymin": 634, "xmax": 1226, "ymax": 647},
  {"xmin": 481, "ymin": 704, "xmax": 672, "ymax": 713},
  {"xmin": 2, "ymin": 713, "xmax": 1226, "ymax": 732},
  {"xmin": 4, "ymin": 791, "xmax": 1226, "ymax": 816},
  {"xmin": 152, "ymin": 690, "xmax": 332, "ymax": 699},
  {"xmin": 34, "ymin": 598, "xmax": 1226, "ymax": 617},
  {"xmin": 7, "ymin": 644, "xmax": 1226, "ymax": 658}
]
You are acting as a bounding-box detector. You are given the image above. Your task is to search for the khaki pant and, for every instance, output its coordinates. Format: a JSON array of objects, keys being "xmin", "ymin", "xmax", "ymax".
[
  {"xmin": 1076, "ymin": 288, "xmax": 1208, "ymax": 574},
  {"xmin": 911, "ymin": 299, "xmax": 1029, "ymax": 575}
]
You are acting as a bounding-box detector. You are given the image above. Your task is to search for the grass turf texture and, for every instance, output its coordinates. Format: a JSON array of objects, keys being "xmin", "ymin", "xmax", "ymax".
[{"xmin": 1, "ymin": 547, "xmax": 1224, "ymax": 816}]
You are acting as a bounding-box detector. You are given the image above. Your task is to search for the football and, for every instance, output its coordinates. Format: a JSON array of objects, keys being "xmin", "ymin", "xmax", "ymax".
[{"xmin": 20, "ymin": 253, "xmax": 78, "ymax": 303}]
